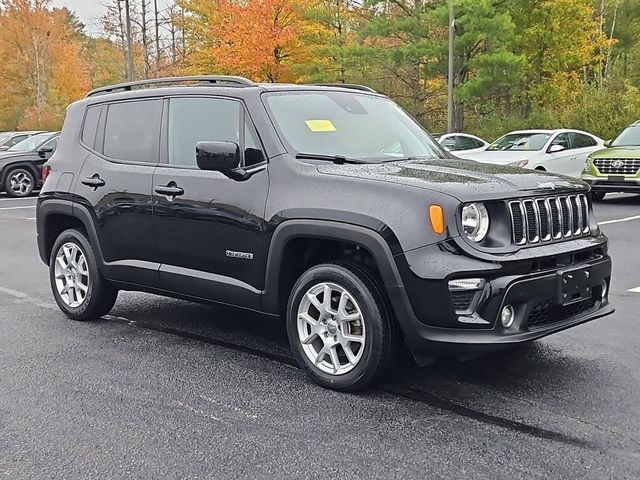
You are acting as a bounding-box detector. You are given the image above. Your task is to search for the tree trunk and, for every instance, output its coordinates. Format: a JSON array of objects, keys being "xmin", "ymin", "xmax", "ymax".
[
  {"xmin": 141, "ymin": 0, "xmax": 150, "ymax": 78},
  {"xmin": 154, "ymin": 0, "xmax": 161, "ymax": 76},
  {"xmin": 124, "ymin": 0, "xmax": 135, "ymax": 81}
]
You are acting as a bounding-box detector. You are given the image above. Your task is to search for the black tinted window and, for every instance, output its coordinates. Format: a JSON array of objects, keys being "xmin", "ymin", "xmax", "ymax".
[
  {"xmin": 104, "ymin": 100, "xmax": 162, "ymax": 163},
  {"xmin": 457, "ymin": 136, "xmax": 478, "ymax": 150},
  {"xmin": 82, "ymin": 106, "xmax": 101, "ymax": 148},
  {"xmin": 570, "ymin": 133, "xmax": 596, "ymax": 148},
  {"xmin": 551, "ymin": 133, "xmax": 570, "ymax": 150},
  {"xmin": 168, "ymin": 97, "xmax": 240, "ymax": 167},
  {"xmin": 244, "ymin": 122, "xmax": 265, "ymax": 167}
]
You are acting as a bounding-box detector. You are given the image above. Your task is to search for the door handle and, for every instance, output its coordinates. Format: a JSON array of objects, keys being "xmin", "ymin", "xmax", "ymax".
[
  {"xmin": 155, "ymin": 184, "xmax": 184, "ymax": 198},
  {"xmin": 81, "ymin": 175, "xmax": 105, "ymax": 189}
]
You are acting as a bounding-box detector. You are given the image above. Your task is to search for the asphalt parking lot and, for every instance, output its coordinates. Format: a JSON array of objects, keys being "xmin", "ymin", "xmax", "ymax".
[{"xmin": 1, "ymin": 193, "xmax": 639, "ymax": 479}]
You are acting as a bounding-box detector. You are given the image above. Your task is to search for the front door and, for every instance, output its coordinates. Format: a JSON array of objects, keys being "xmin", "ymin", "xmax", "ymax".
[{"xmin": 152, "ymin": 96, "xmax": 269, "ymax": 309}]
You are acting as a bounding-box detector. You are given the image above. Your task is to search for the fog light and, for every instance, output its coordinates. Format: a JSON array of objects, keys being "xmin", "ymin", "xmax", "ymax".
[
  {"xmin": 601, "ymin": 280, "xmax": 608, "ymax": 301},
  {"xmin": 501, "ymin": 305, "xmax": 515, "ymax": 328}
]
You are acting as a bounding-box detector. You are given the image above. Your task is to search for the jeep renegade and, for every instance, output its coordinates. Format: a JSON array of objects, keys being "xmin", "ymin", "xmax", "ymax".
[{"xmin": 36, "ymin": 76, "xmax": 614, "ymax": 391}]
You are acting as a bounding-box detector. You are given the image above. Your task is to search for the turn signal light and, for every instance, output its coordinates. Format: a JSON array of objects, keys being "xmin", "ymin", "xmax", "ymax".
[{"xmin": 429, "ymin": 204, "xmax": 445, "ymax": 234}]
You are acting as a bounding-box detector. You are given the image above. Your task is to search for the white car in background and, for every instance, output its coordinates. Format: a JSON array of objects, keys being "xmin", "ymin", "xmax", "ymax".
[
  {"xmin": 436, "ymin": 133, "xmax": 489, "ymax": 155},
  {"xmin": 463, "ymin": 129, "xmax": 604, "ymax": 177}
]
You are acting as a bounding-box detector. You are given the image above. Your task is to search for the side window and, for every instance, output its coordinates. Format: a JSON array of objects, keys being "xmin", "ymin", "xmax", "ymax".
[
  {"xmin": 244, "ymin": 121, "xmax": 265, "ymax": 167},
  {"xmin": 441, "ymin": 137, "xmax": 456, "ymax": 150},
  {"xmin": 168, "ymin": 97, "xmax": 240, "ymax": 167},
  {"xmin": 551, "ymin": 133, "xmax": 570, "ymax": 150},
  {"xmin": 457, "ymin": 136, "xmax": 478, "ymax": 151},
  {"xmin": 104, "ymin": 100, "xmax": 162, "ymax": 163},
  {"xmin": 8, "ymin": 135, "xmax": 27, "ymax": 147},
  {"xmin": 570, "ymin": 133, "xmax": 596, "ymax": 148},
  {"xmin": 81, "ymin": 106, "xmax": 101, "ymax": 149},
  {"xmin": 41, "ymin": 137, "xmax": 58, "ymax": 151},
  {"xmin": 472, "ymin": 138, "xmax": 486, "ymax": 148}
]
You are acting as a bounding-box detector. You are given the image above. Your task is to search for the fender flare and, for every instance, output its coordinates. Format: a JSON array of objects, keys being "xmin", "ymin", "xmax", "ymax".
[
  {"xmin": 261, "ymin": 219, "xmax": 405, "ymax": 314},
  {"xmin": 36, "ymin": 198, "xmax": 106, "ymax": 269}
]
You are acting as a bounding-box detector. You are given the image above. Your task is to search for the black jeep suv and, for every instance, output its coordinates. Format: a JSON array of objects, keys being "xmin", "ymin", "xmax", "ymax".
[{"xmin": 36, "ymin": 76, "xmax": 613, "ymax": 391}]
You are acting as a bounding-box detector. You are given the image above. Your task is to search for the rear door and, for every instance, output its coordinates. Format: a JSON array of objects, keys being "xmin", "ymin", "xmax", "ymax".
[
  {"xmin": 152, "ymin": 96, "xmax": 269, "ymax": 309},
  {"xmin": 75, "ymin": 99, "xmax": 161, "ymax": 286}
]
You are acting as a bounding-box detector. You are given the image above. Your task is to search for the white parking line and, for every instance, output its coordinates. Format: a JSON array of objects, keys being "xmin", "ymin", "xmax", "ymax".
[
  {"xmin": 599, "ymin": 215, "xmax": 640, "ymax": 226},
  {"xmin": 629, "ymin": 286, "xmax": 640, "ymax": 293},
  {"xmin": 0, "ymin": 205, "xmax": 36, "ymax": 211}
]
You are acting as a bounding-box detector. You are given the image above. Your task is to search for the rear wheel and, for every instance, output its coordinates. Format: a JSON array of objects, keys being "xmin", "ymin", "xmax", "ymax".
[
  {"xmin": 286, "ymin": 262, "xmax": 396, "ymax": 391},
  {"xmin": 5, "ymin": 168, "xmax": 34, "ymax": 197},
  {"xmin": 49, "ymin": 229, "xmax": 118, "ymax": 321},
  {"xmin": 592, "ymin": 191, "xmax": 606, "ymax": 201}
]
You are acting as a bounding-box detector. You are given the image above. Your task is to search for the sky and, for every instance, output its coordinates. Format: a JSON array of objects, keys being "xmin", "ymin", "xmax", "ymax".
[{"xmin": 50, "ymin": 0, "xmax": 173, "ymax": 36}]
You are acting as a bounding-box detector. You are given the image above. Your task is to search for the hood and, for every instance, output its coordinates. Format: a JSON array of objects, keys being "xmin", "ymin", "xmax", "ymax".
[
  {"xmin": 464, "ymin": 150, "xmax": 543, "ymax": 164},
  {"xmin": 0, "ymin": 151, "xmax": 38, "ymax": 163},
  {"xmin": 589, "ymin": 146, "xmax": 640, "ymax": 159},
  {"xmin": 316, "ymin": 158, "xmax": 587, "ymax": 202}
]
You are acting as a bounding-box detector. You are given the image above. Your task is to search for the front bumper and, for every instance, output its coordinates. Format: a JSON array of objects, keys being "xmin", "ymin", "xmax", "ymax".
[
  {"xmin": 583, "ymin": 175, "xmax": 640, "ymax": 193},
  {"xmin": 387, "ymin": 240, "xmax": 613, "ymax": 359}
]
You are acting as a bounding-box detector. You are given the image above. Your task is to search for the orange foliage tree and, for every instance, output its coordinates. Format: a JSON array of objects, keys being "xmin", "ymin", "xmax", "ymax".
[
  {"xmin": 178, "ymin": 0, "xmax": 327, "ymax": 82},
  {"xmin": 0, "ymin": 0, "xmax": 90, "ymax": 130}
]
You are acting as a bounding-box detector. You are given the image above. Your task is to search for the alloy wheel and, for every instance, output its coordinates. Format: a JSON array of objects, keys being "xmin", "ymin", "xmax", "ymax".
[
  {"xmin": 9, "ymin": 171, "xmax": 32, "ymax": 196},
  {"xmin": 297, "ymin": 282, "xmax": 366, "ymax": 375},
  {"xmin": 54, "ymin": 242, "xmax": 90, "ymax": 308}
]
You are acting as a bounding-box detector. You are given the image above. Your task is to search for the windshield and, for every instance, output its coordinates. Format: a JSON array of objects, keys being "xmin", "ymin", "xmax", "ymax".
[
  {"xmin": 612, "ymin": 126, "xmax": 640, "ymax": 147},
  {"xmin": 8, "ymin": 133, "xmax": 52, "ymax": 152},
  {"xmin": 487, "ymin": 133, "xmax": 551, "ymax": 151},
  {"xmin": 263, "ymin": 91, "xmax": 446, "ymax": 162}
]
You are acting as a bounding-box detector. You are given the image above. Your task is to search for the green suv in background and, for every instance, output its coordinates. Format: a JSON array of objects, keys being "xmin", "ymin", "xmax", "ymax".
[{"xmin": 582, "ymin": 121, "xmax": 640, "ymax": 200}]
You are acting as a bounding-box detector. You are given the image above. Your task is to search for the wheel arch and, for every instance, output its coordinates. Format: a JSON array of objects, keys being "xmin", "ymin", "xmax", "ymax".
[
  {"xmin": 37, "ymin": 199, "xmax": 104, "ymax": 268},
  {"xmin": 261, "ymin": 219, "xmax": 404, "ymax": 316},
  {"xmin": 0, "ymin": 161, "xmax": 40, "ymax": 186}
]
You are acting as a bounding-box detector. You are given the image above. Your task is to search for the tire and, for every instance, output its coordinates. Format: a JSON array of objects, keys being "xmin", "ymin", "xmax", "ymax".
[
  {"xmin": 535, "ymin": 167, "xmax": 546, "ymax": 172},
  {"xmin": 49, "ymin": 229, "xmax": 118, "ymax": 321},
  {"xmin": 592, "ymin": 191, "xmax": 606, "ymax": 201},
  {"xmin": 286, "ymin": 262, "xmax": 397, "ymax": 391},
  {"xmin": 4, "ymin": 168, "xmax": 35, "ymax": 197}
]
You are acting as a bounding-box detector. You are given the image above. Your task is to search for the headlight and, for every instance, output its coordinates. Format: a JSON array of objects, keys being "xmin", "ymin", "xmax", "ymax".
[
  {"xmin": 461, "ymin": 203, "xmax": 490, "ymax": 242},
  {"xmin": 509, "ymin": 159, "xmax": 529, "ymax": 168}
]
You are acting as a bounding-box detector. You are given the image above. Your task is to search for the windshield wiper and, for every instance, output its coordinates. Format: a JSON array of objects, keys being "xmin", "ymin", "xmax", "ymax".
[{"xmin": 295, "ymin": 153, "xmax": 369, "ymax": 164}]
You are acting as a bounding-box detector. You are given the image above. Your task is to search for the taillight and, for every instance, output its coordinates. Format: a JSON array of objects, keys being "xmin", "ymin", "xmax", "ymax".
[{"xmin": 42, "ymin": 165, "xmax": 50, "ymax": 183}]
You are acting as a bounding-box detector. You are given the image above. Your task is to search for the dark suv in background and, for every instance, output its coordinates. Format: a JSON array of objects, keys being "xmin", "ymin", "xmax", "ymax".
[
  {"xmin": 36, "ymin": 76, "xmax": 613, "ymax": 391},
  {"xmin": 0, "ymin": 132, "xmax": 58, "ymax": 197}
]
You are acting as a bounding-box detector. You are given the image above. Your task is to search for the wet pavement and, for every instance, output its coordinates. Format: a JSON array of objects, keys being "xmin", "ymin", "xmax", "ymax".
[{"xmin": 1, "ymin": 193, "xmax": 639, "ymax": 479}]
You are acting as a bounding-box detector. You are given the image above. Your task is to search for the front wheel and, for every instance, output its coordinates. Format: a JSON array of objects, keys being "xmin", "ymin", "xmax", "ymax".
[
  {"xmin": 286, "ymin": 263, "xmax": 396, "ymax": 391},
  {"xmin": 5, "ymin": 168, "xmax": 34, "ymax": 197},
  {"xmin": 49, "ymin": 229, "xmax": 118, "ymax": 321}
]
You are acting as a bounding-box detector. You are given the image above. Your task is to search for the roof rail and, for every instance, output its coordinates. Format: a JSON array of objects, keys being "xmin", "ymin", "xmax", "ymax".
[
  {"xmin": 86, "ymin": 75, "xmax": 254, "ymax": 97},
  {"xmin": 313, "ymin": 83, "xmax": 377, "ymax": 93}
]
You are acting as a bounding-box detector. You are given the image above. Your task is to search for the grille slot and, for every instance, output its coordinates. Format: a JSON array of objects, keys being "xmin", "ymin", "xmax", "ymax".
[
  {"xmin": 508, "ymin": 194, "xmax": 589, "ymax": 246},
  {"xmin": 594, "ymin": 158, "xmax": 640, "ymax": 175}
]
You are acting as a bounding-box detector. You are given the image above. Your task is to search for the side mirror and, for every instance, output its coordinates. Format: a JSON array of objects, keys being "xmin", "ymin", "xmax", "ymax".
[
  {"xmin": 548, "ymin": 144, "xmax": 565, "ymax": 154},
  {"xmin": 604, "ymin": 139, "xmax": 612, "ymax": 147},
  {"xmin": 196, "ymin": 141, "xmax": 249, "ymax": 181},
  {"xmin": 37, "ymin": 146, "xmax": 54, "ymax": 158}
]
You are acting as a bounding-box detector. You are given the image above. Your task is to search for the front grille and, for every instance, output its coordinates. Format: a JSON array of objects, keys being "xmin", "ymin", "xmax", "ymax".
[
  {"xmin": 594, "ymin": 158, "xmax": 640, "ymax": 175},
  {"xmin": 509, "ymin": 194, "xmax": 589, "ymax": 245},
  {"xmin": 526, "ymin": 296, "xmax": 598, "ymax": 329}
]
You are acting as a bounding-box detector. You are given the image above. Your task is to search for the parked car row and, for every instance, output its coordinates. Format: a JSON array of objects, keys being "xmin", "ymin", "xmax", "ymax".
[
  {"xmin": 0, "ymin": 131, "xmax": 59, "ymax": 197},
  {"xmin": 437, "ymin": 124, "xmax": 640, "ymax": 199}
]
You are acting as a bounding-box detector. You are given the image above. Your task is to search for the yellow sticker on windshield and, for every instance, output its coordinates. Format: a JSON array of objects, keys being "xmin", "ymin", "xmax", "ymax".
[{"xmin": 305, "ymin": 120, "xmax": 336, "ymax": 132}]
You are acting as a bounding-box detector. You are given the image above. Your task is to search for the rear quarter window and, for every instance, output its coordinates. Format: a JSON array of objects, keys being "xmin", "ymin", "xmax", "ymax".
[{"xmin": 81, "ymin": 106, "xmax": 102, "ymax": 149}]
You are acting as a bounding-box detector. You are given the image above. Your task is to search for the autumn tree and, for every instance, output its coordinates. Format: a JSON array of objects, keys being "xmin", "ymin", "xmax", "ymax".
[{"xmin": 0, "ymin": 0, "xmax": 90, "ymax": 130}]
